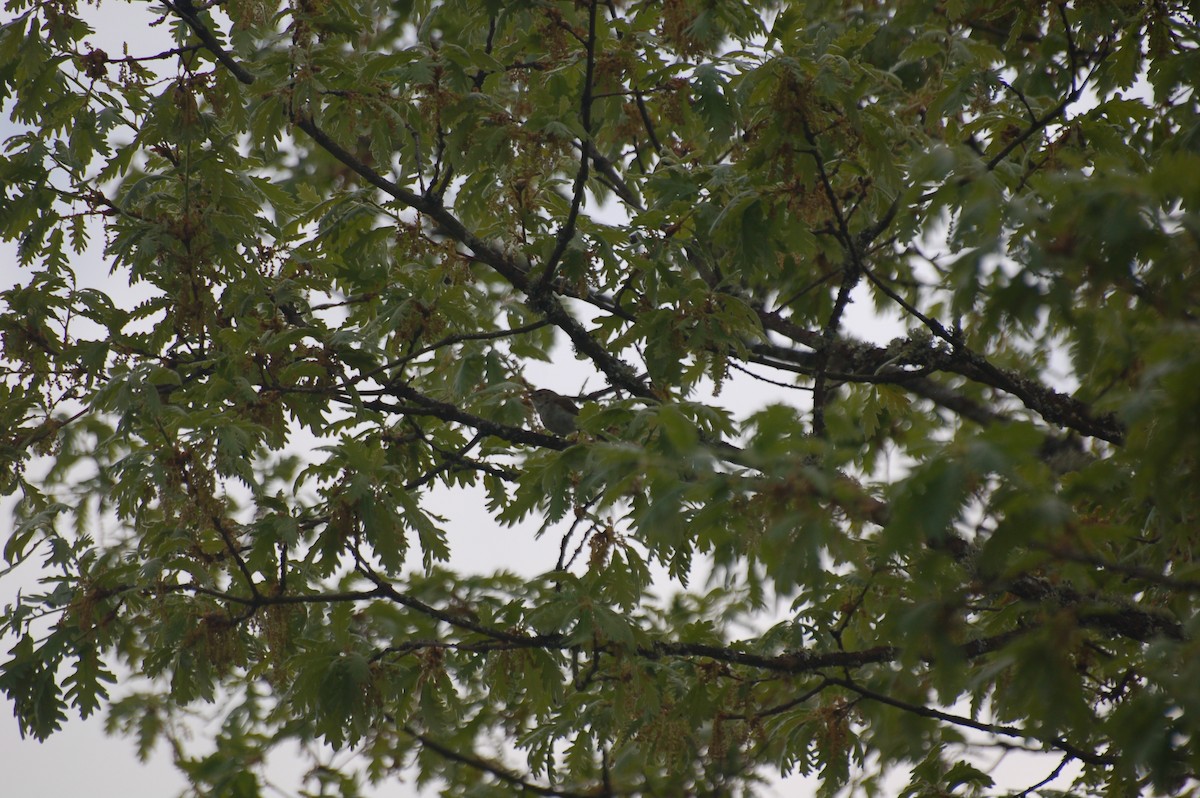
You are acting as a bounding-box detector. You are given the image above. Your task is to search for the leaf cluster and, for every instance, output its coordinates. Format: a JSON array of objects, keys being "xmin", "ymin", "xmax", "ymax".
[{"xmin": 2, "ymin": 1, "xmax": 1199, "ymax": 796}]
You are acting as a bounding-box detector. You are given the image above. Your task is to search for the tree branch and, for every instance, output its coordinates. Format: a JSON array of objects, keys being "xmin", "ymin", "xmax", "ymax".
[
  {"xmin": 402, "ymin": 726, "xmax": 602, "ymax": 798},
  {"xmin": 826, "ymin": 676, "xmax": 1115, "ymax": 767},
  {"xmin": 536, "ymin": 0, "xmax": 600, "ymax": 294},
  {"xmin": 165, "ymin": 0, "xmax": 256, "ymax": 85}
]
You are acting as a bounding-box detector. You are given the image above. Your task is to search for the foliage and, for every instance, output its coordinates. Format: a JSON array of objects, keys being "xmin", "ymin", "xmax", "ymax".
[{"xmin": 2, "ymin": 0, "xmax": 1199, "ymax": 795}]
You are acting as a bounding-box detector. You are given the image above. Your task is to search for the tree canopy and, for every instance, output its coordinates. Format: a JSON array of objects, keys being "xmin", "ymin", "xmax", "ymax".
[{"xmin": 2, "ymin": 0, "xmax": 1199, "ymax": 795}]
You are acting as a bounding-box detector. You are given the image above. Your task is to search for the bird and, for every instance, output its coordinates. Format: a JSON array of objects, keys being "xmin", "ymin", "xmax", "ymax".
[{"xmin": 529, "ymin": 388, "xmax": 581, "ymax": 436}]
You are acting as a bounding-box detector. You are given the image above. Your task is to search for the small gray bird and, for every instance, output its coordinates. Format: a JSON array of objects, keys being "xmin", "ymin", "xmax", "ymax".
[{"xmin": 529, "ymin": 388, "xmax": 580, "ymax": 436}]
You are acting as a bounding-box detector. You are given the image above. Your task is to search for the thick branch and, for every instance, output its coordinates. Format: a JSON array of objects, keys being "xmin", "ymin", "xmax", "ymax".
[
  {"xmin": 753, "ymin": 309, "xmax": 1125, "ymax": 445},
  {"xmin": 166, "ymin": 0, "xmax": 256, "ymax": 84}
]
